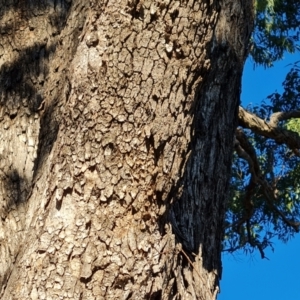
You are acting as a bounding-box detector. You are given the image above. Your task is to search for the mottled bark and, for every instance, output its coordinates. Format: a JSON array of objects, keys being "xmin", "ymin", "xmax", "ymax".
[{"xmin": 0, "ymin": 1, "xmax": 254, "ymax": 299}]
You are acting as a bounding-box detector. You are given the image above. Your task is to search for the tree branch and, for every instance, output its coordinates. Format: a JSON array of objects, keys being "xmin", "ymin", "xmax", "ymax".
[
  {"xmin": 246, "ymin": 219, "xmax": 268, "ymax": 259},
  {"xmin": 235, "ymin": 128, "xmax": 261, "ymax": 179},
  {"xmin": 269, "ymin": 110, "xmax": 300, "ymax": 126},
  {"xmin": 234, "ymin": 127, "xmax": 300, "ymax": 233},
  {"xmin": 238, "ymin": 106, "xmax": 300, "ymax": 154},
  {"xmin": 257, "ymin": 177, "xmax": 300, "ymax": 232}
]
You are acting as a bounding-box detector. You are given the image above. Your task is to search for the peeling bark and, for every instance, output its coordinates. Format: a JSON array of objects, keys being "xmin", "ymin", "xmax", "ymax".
[{"xmin": 0, "ymin": 1, "xmax": 254, "ymax": 299}]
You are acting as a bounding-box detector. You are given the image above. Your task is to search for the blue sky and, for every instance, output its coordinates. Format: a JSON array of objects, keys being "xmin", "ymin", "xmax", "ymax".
[{"xmin": 219, "ymin": 52, "xmax": 300, "ymax": 300}]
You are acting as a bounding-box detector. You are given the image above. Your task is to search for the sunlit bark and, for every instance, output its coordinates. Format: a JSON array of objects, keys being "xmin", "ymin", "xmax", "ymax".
[{"xmin": 0, "ymin": 1, "xmax": 254, "ymax": 299}]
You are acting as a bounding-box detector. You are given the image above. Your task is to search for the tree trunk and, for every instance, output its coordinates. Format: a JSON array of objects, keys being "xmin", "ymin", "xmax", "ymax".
[{"xmin": 0, "ymin": 1, "xmax": 254, "ymax": 299}]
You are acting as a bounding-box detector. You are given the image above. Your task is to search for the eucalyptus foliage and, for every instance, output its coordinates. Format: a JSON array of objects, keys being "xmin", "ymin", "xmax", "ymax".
[
  {"xmin": 224, "ymin": 60, "xmax": 300, "ymax": 256},
  {"xmin": 251, "ymin": 0, "xmax": 300, "ymax": 66}
]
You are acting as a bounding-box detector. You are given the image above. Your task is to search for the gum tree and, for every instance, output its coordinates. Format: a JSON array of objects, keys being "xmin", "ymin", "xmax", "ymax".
[{"xmin": 0, "ymin": 0, "xmax": 298, "ymax": 299}]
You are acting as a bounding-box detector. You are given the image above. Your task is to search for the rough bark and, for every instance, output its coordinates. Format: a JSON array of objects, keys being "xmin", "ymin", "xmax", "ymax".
[{"xmin": 0, "ymin": 1, "xmax": 254, "ymax": 299}]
